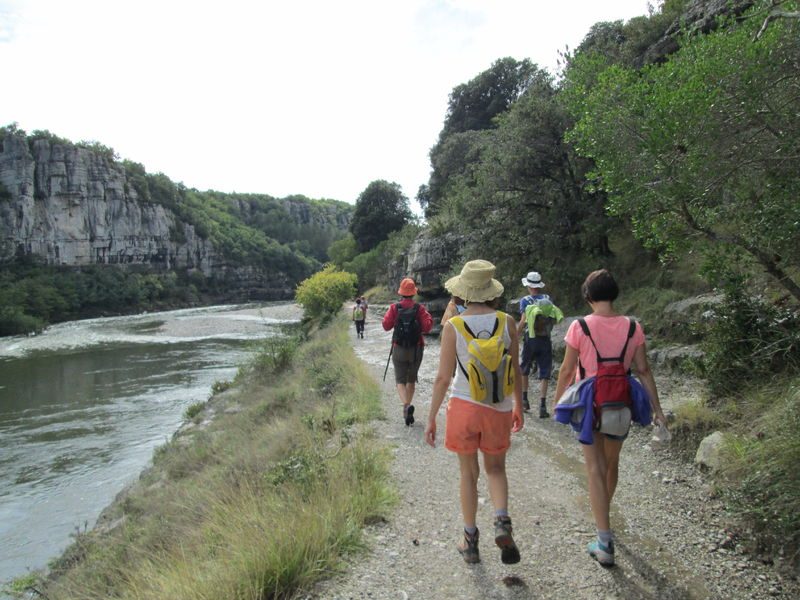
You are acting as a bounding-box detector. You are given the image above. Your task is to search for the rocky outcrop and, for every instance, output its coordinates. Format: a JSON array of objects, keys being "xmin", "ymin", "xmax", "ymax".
[
  {"xmin": 640, "ymin": 0, "xmax": 754, "ymax": 65},
  {"xmin": 387, "ymin": 231, "xmax": 463, "ymax": 323},
  {"xmin": 0, "ymin": 133, "xmax": 217, "ymax": 273}
]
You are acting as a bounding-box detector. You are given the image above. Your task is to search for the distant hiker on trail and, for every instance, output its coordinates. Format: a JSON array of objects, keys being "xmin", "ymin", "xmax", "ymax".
[
  {"xmin": 552, "ymin": 269, "xmax": 666, "ymax": 568},
  {"xmin": 358, "ymin": 296, "xmax": 369, "ymax": 320},
  {"xmin": 382, "ymin": 278, "xmax": 433, "ymax": 426},
  {"xmin": 352, "ymin": 298, "xmax": 366, "ymax": 339},
  {"xmin": 517, "ymin": 271, "xmax": 563, "ymax": 418},
  {"xmin": 425, "ymin": 260, "xmax": 524, "ymax": 566}
]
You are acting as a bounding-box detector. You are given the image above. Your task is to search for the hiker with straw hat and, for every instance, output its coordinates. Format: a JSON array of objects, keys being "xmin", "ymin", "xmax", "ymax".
[
  {"xmin": 382, "ymin": 277, "xmax": 433, "ymax": 426},
  {"xmin": 425, "ymin": 259, "xmax": 524, "ymax": 565}
]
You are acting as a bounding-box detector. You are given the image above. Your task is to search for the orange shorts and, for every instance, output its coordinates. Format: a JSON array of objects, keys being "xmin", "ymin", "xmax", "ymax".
[{"xmin": 444, "ymin": 397, "xmax": 513, "ymax": 455}]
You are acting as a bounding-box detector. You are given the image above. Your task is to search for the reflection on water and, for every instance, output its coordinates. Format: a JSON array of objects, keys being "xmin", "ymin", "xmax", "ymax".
[{"xmin": 0, "ymin": 303, "xmax": 300, "ymax": 586}]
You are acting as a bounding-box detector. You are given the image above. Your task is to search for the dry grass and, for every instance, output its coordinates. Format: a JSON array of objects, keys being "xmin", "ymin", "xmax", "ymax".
[{"xmin": 32, "ymin": 320, "xmax": 393, "ymax": 600}]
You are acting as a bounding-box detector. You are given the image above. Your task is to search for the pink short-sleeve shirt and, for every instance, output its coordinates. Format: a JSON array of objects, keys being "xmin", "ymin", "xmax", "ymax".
[{"xmin": 564, "ymin": 314, "xmax": 646, "ymax": 380}]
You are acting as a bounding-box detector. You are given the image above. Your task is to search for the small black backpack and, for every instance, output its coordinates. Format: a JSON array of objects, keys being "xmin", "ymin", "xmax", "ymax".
[{"xmin": 393, "ymin": 303, "xmax": 421, "ymax": 347}]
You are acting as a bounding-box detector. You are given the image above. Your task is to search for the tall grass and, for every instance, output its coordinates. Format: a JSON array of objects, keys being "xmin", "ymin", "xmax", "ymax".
[
  {"xmin": 720, "ymin": 377, "xmax": 800, "ymax": 561},
  {"xmin": 31, "ymin": 320, "xmax": 393, "ymax": 600}
]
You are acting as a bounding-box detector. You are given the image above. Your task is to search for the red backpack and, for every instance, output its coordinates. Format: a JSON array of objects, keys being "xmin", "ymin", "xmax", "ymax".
[{"xmin": 577, "ymin": 317, "xmax": 637, "ymax": 429}]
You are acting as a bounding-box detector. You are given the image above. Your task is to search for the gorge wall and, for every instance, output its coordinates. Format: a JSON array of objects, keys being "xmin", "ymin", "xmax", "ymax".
[
  {"xmin": 0, "ymin": 133, "xmax": 216, "ymax": 271},
  {"xmin": 0, "ymin": 131, "xmax": 350, "ymax": 299}
]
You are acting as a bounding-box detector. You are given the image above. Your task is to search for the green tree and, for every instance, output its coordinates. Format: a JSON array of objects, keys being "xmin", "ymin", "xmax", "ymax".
[
  {"xmin": 328, "ymin": 234, "xmax": 358, "ymax": 267},
  {"xmin": 566, "ymin": 4, "xmax": 800, "ymax": 300},
  {"xmin": 349, "ymin": 180, "xmax": 412, "ymax": 252},
  {"xmin": 426, "ymin": 57, "xmax": 537, "ymax": 215}
]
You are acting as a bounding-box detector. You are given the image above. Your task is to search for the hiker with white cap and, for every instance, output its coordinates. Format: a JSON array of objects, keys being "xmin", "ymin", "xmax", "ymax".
[
  {"xmin": 517, "ymin": 271, "xmax": 564, "ymax": 418},
  {"xmin": 425, "ymin": 259, "xmax": 524, "ymax": 566}
]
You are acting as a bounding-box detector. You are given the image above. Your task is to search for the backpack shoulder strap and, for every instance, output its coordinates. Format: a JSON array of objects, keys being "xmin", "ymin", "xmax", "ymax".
[
  {"xmin": 448, "ymin": 316, "xmax": 471, "ymax": 378},
  {"xmin": 617, "ymin": 317, "xmax": 637, "ymax": 362},
  {"xmin": 448, "ymin": 316, "xmax": 474, "ymax": 341},
  {"xmin": 577, "ymin": 317, "xmax": 602, "ymax": 361}
]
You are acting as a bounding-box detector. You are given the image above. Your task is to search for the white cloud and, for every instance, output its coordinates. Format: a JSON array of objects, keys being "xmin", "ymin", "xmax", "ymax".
[{"xmin": 0, "ymin": 0, "xmax": 651, "ymax": 208}]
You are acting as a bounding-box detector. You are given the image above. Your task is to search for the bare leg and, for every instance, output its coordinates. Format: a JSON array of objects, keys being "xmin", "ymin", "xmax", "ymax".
[
  {"xmin": 482, "ymin": 452, "xmax": 509, "ymax": 512},
  {"xmin": 603, "ymin": 437, "xmax": 624, "ymax": 502},
  {"xmin": 458, "ymin": 453, "xmax": 480, "ymax": 528},
  {"xmin": 539, "ymin": 378, "xmax": 549, "ymax": 399},
  {"xmin": 395, "ymin": 383, "xmax": 408, "ymax": 406},
  {"xmin": 406, "ymin": 382, "xmax": 416, "ymax": 405},
  {"xmin": 581, "ymin": 436, "xmax": 611, "ymax": 531}
]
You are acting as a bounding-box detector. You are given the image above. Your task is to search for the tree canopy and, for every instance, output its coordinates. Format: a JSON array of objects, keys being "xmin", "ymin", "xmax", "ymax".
[
  {"xmin": 349, "ymin": 180, "xmax": 412, "ymax": 252},
  {"xmin": 565, "ymin": 3, "xmax": 800, "ymax": 300}
]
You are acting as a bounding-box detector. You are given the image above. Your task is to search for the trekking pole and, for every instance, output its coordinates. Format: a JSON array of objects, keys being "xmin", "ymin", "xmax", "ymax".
[{"xmin": 382, "ymin": 344, "xmax": 394, "ymax": 382}]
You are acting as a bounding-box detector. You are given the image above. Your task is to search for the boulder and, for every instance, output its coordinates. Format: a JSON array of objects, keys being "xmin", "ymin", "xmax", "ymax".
[
  {"xmin": 648, "ymin": 344, "xmax": 705, "ymax": 372},
  {"xmin": 695, "ymin": 431, "xmax": 727, "ymax": 471}
]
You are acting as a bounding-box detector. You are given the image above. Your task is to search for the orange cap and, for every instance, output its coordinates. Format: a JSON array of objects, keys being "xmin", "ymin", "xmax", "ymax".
[{"xmin": 397, "ymin": 278, "xmax": 417, "ymax": 296}]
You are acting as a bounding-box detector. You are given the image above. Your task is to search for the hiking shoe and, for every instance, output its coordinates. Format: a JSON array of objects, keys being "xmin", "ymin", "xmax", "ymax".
[
  {"xmin": 522, "ymin": 398, "xmax": 530, "ymax": 412},
  {"xmin": 493, "ymin": 517, "xmax": 521, "ymax": 565},
  {"xmin": 587, "ymin": 539, "xmax": 615, "ymax": 567},
  {"xmin": 405, "ymin": 404, "xmax": 415, "ymax": 426},
  {"xmin": 539, "ymin": 405, "xmax": 550, "ymax": 419},
  {"xmin": 457, "ymin": 529, "xmax": 480, "ymax": 564}
]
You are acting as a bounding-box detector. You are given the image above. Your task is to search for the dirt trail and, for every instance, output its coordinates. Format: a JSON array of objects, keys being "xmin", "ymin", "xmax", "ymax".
[{"xmin": 310, "ymin": 314, "xmax": 798, "ymax": 600}]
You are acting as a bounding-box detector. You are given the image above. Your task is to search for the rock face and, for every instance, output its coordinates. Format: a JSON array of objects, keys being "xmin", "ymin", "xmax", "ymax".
[
  {"xmin": 0, "ymin": 133, "xmax": 217, "ymax": 272},
  {"xmin": 0, "ymin": 132, "xmax": 349, "ymax": 299},
  {"xmin": 387, "ymin": 231, "xmax": 463, "ymax": 324},
  {"xmin": 640, "ymin": 0, "xmax": 754, "ymax": 65}
]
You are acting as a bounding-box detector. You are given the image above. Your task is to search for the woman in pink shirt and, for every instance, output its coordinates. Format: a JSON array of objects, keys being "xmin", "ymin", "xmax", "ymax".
[{"xmin": 553, "ymin": 269, "xmax": 666, "ymax": 567}]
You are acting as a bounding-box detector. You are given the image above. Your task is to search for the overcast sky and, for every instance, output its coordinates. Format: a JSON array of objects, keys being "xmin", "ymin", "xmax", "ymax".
[{"xmin": 0, "ymin": 0, "xmax": 651, "ymax": 209}]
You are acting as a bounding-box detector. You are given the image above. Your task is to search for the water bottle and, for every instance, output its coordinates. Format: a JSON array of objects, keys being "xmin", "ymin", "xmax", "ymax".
[{"xmin": 652, "ymin": 422, "xmax": 672, "ymax": 443}]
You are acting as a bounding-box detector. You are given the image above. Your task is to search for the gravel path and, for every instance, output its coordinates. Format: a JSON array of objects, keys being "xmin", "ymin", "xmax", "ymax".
[{"xmin": 310, "ymin": 313, "xmax": 799, "ymax": 600}]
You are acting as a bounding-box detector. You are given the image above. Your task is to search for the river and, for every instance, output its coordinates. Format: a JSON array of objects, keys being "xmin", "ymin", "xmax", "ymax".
[{"xmin": 0, "ymin": 302, "xmax": 301, "ymax": 588}]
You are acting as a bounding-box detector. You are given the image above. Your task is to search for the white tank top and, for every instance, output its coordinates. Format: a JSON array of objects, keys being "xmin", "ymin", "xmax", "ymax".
[{"xmin": 449, "ymin": 312, "xmax": 513, "ymax": 412}]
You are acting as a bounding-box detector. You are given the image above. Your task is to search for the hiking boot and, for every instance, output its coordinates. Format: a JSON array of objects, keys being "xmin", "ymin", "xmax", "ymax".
[
  {"xmin": 539, "ymin": 405, "xmax": 550, "ymax": 419},
  {"xmin": 493, "ymin": 517, "xmax": 521, "ymax": 565},
  {"xmin": 405, "ymin": 404, "xmax": 415, "ymax": 426},
  {"xmin": 587, "ymin": 539, "xmax": 615, "ymax": 567},
  {"xmin": 457, "ymin": 528, "xmax": 480, "ymax": 564},
  {"xmin": 522, "ymin": 398, "xmax": 530, "ymax": 412}
]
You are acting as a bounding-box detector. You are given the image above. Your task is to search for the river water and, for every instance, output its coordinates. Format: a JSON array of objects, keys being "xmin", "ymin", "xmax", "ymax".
[{"xmin": 0, "ymin": 303, "xmax": 301, "ymax": 587}]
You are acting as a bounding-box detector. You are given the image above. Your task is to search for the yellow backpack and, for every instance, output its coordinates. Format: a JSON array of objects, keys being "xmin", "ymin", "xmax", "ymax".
[{"xmin": 449, "ymin": 311, "xmax": 514, "ymax": 404}]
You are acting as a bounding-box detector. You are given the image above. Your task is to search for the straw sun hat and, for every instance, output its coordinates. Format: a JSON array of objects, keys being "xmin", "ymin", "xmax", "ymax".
[{"xmin": 445, "ymin": 260, "xmax": 504, "ymax": 303}]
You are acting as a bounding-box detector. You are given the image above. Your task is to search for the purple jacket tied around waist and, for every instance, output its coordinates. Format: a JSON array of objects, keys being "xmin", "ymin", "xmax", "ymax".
[{"xmin": 554, "ymin": 376, "xmax": 652, "ymax": 444}]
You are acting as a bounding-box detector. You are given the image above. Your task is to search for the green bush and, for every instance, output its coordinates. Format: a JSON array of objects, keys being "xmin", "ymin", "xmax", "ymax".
[
  {"xmin": 295, "ymin": 265, "xmax": 357, "ymax": 321},
  {"xmin": 701, "ymin": 280, "xmax": 800, "ymax": 396},
  {"xmin": 249, "ymin": 335, "xmax": 300, "ymax": 378},
  {"xmin": 184, "ymin": 402, "xmax": 205, "ymax": 421}
]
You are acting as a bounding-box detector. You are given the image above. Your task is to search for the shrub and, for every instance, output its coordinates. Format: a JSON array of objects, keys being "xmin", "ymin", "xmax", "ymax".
[
  {"xmin": 249, "ymin": 335, "xmax": 299, "ymax": 378},
  {"xmin": 184, "ymin": 402, "xmax": 205, "ymax": 421},
  {"xmin": 294, "ymin": 265, "xmax": 357, "ymax": 321},
  {"xmin": 700, "ymin": 280, "xmax": 800, "ymax": 396}
]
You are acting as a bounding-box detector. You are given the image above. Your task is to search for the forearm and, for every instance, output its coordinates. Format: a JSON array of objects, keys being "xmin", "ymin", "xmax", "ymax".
[
  {"xmin": 553, "ymin": 364, "xmax": 573, "ymax": 403},
  {"xmin": 638, "ymin": 368, "xmax": 663, "ymax": 416},
  {"xmin": 429, "ymin": 375, "xmax": 450, "ymax": 421}
]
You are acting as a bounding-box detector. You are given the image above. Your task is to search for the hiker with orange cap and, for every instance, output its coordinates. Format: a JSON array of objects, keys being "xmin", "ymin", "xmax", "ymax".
[
  {"xmin": 425, "ymin": 260, "xmax": 524, "ymax": 566},
  {"xmin": 382, "ymin": 277, "xmax": 433, "ymax": 426}
]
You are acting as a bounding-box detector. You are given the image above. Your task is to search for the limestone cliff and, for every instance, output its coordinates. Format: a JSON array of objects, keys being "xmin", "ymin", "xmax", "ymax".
[
  {"xmin": 0, "ymin": 132, "xmax": 216, "ymax": 271},
  {"xmin": 0, "ymin": 130, "xmax": 351, "ymax": 299}
]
